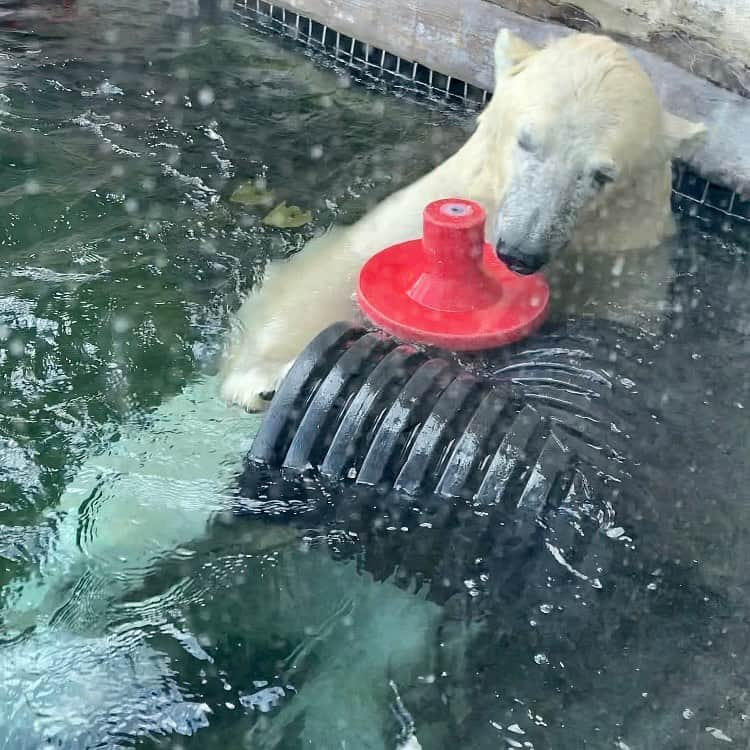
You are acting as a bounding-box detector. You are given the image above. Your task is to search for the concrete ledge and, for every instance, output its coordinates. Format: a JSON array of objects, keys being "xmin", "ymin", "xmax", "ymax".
[{"xmin": 258, "ymin": 0, "xmax": 749, "ymax": 196}]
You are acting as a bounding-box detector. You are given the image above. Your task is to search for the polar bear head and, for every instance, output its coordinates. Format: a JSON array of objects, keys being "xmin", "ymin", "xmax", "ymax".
[{"xmin": 480, "ymin": 30, "xmax": 706, "ymax": 274}]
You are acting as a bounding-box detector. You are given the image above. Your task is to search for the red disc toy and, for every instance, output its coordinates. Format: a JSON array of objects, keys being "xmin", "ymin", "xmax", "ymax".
[{"xmin": 356, "ymin": 198, "xmax": 549, "ymax": 350}]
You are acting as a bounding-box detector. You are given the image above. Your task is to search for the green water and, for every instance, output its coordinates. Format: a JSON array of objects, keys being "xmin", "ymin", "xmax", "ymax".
[
  {"xmin": 1, "ymin": 3, "xmax": 750, "ymax": 749},
  {"xmin": 0, "ymin": 4, "xmax": 471, "ymax": 747},
  {"xmin": 0, "ymin": 3, "xmax": 467, "ymax": 530}
]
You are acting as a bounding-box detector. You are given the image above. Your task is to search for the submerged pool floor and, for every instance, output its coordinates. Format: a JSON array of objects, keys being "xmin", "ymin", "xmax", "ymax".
[{"xmin": 0, "ymin": 2, "xmax": 749, "ymax": 748}]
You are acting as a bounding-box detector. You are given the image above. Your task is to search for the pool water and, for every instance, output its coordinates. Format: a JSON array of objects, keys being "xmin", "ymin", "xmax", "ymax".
[{"xmin": 0, "ymin": 2, "xmax": 749, "ymax": 749}]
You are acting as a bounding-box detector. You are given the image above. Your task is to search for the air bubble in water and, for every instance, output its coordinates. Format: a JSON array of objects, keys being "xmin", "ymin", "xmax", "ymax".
[
  {"xmin": 112, "ymin": 316, "xmax": 131, "ymax": 333},
  {"xmin": 198, "ymin": 87, "xmax": 215, "ymax": 107},
  {"xmin": 611, "ymin": 255, "xmax": 625, "ymax": 276}
]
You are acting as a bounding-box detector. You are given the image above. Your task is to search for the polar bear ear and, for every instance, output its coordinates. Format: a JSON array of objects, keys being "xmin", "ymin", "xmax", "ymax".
[
  {"xmin": 494, "ymin": 28, "xmax": 538, "ymax": 79},
  {"xmin": 663, "ymin": 112, "xmax": 707, "ymax": 159}
]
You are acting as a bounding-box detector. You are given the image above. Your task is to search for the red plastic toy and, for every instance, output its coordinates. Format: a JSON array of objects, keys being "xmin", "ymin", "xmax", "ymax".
[{"xmin": 356, "ymin": 198, "xmax": 549, "ymax": 350}]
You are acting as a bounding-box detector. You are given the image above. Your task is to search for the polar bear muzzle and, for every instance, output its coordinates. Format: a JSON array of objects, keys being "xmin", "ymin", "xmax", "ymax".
[{"xmin": 496, "ymin": 241, "xmax": 549, "ymax": 275}]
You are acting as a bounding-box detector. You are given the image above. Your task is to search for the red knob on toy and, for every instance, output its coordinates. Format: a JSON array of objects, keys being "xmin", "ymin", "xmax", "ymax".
[{"xmin": 356, "ymin": 198, "xmax": 549, "ymax": 350}]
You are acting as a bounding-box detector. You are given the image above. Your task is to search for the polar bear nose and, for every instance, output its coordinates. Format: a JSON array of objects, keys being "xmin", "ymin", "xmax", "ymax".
[{"xmin": 496, "ymin": 243, "xmax": 547, "ymax": 275}]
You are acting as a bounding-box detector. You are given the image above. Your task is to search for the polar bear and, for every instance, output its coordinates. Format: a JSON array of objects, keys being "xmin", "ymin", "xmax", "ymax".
[{"xmin": 221, "ymin": 29, "xmax": 706, "ymax": 412}]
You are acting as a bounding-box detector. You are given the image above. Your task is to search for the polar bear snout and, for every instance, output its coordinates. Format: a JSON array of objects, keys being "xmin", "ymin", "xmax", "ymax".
[
  {"xmin": 495, "ymin": 223, "xmax": 551, "ymax": 276},
  {"xmin": 496, "ymin": 242, "xmax": 549, "ymax": 275}
]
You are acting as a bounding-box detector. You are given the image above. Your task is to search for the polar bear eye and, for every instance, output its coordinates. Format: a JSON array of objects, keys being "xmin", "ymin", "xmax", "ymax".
[{"xmin": 592, "ymin": 166, "xmax": 616, "ymax": 189}]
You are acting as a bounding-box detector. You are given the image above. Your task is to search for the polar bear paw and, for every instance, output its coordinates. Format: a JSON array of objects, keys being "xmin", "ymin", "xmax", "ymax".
[{"xmin": 221, "ymin": 360, "xmax": 293, "ymax": 413}]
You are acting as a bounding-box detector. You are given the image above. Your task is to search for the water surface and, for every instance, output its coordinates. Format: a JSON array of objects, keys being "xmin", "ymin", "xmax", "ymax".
[{"xmin": 0, "ymin": 3, "xmax": 749, "ymax": 749}]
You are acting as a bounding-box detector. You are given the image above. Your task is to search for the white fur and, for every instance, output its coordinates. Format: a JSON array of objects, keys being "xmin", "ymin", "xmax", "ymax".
[{"xmin": 222, "ymin": 30, "xmax": 705, "ymax": 412}]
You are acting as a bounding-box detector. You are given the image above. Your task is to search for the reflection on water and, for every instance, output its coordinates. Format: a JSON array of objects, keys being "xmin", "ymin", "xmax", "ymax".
[{"xmin": 0, "ymin": 2, "xmax": 749, "ymax": 749}]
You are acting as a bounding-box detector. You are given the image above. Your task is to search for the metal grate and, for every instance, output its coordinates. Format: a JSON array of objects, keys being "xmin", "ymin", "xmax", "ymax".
[
  {"xmin": 671, "ymin": 163, "xmax": 750, "ymax": 228},
  {"xmin": 234, "ymin": 0, "xmax": 749, "ymax": 229},
  {"xmin": 233, "ymin": 0, "xmax": 487, "ymax": 108}
]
